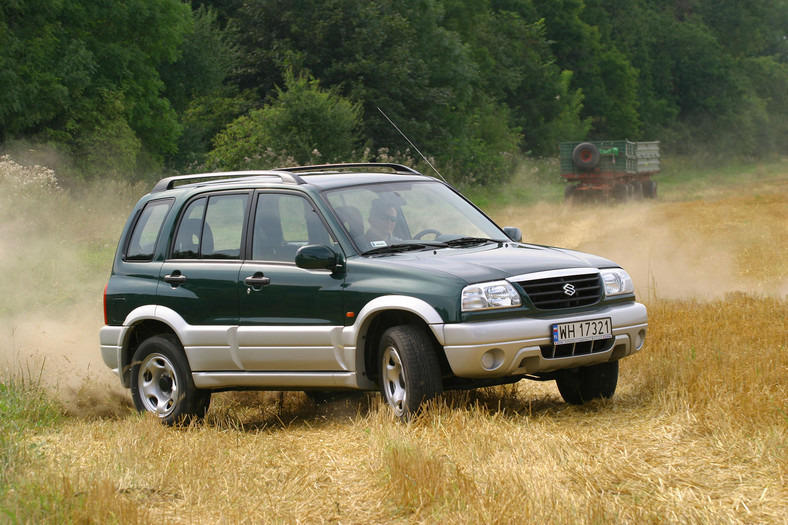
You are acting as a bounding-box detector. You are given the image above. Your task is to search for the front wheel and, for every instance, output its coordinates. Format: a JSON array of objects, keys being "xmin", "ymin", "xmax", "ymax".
[
  {"xmin": 130, "ymin": 334, "xmax": 211, "ymax": 425},
  {"xmin": 555, "ymin": 361, "xmax": 619, "ymax": 405},
  {"xmin": 378, "ymin": 325, "xmax": 442, "ymax": 420}
]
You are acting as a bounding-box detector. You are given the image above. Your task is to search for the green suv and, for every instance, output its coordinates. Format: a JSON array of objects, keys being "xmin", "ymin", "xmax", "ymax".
[{"xmin": 100, "ymin": 163, "xmax": 648, "ymax": 424}]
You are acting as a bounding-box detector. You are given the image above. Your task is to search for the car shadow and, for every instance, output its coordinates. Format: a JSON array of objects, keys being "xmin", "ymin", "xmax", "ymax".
[{"xmin": 198, "ymin": 385, "xmax": 643, "ymax": 432}]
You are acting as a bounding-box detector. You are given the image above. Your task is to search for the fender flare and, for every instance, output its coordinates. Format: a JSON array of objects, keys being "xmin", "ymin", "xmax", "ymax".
[
  {"xmin": 342, "ymin": 296, "xmax": 447, "ymax": 388},
  {"xmin": 343, "ymin": 295, "xmax": 446, "ymax": 345}
]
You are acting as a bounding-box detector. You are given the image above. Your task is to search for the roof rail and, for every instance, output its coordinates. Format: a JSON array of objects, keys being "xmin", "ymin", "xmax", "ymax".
[
  {"xmin": 276, "ymin": 162, "xmax": 422, "ymax": 175},
  {"xmin": 150, "ymin": 171, "xmax": 301, "ymax": 193},
  {"xmin": 151, "ymin": 163, "xmax": 424, "ymax": 193}
]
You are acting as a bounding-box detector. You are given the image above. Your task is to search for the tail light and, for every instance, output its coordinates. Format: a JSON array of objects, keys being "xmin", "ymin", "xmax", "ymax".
[{"xmin": 103, "ymin": 283, "xmax": 109, "ymax": 325}]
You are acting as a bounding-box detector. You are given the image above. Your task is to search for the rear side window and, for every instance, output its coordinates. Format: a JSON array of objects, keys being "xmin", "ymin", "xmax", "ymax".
[
  {"xmin": 125, "ymin": 199, "xmax": 173, "ymax": 261},
  {"xmin": 172, "ymin": 194, "xmax": 249, "ymax": 259}
]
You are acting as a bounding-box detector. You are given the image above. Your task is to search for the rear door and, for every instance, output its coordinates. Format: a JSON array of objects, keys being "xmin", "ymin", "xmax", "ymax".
[
  {"xmin": 237, "ymin": 191, "xmax": 347, "ymax": 371},
  {"xmin": 156, "ymin": 192, "xmax": 250, "ymax": 370}
]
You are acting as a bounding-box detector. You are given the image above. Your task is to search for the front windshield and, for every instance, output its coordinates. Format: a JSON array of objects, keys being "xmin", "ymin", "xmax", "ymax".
[{"xmin": 323, "ymin": 180, "xmax": 507, "ymax": 254}]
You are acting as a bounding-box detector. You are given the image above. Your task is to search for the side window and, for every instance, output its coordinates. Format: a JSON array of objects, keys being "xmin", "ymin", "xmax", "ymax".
[
  {"xmin": 252, "ymin": 193, "xmax": 333, "ymax": 261},
  {"xmin": 203, "ymin": 194, "xmax": 248, "ymax": 259},
  {"xmin": 172, "ymin": 194, "xmax": 248, "ymax": 259},
  {"xmin": 125, "ymin": 199, "xmax": 173, "ymax": 261},
  {"xmin": 172, "ymin": 198, "xmax": 206, "ymax": 258}
]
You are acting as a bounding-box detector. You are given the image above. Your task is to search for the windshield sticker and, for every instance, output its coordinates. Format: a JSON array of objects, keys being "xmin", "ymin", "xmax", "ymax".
[{"xmin": 370, "ymin": 240, "xmax": 388, "ymax": 247}]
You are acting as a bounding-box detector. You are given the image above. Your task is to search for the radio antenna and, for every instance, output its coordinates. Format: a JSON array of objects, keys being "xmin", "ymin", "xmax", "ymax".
[{"xmin": 377, "ymin": 107, "xmax": 447, "ymax": 183}]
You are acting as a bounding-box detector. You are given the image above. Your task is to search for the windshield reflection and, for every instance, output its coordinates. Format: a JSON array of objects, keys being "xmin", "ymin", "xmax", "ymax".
[{"xmin": 324, "ymin": 181, "xmax": 507, "ymax": 254}]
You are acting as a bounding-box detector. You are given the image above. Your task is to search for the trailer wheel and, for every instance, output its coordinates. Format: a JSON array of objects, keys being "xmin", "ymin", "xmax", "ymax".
[
  {"xmin": 631, "ymin": 181, "xmax": 643, "ymax": 200},
  {"xmin": 613, "ymin": 183, "xmax": 629, "ymax": 202},
  {"xmin": 644, "ymin": 180, "xmax": 658, "ymax": 199},
  {"xmin": 572, "ymin": 142, "xmax": 600, "ymax": 170}
]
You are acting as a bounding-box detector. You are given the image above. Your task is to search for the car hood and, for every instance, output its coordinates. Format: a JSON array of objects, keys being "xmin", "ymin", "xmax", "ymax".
[{"xmin": 367, "ymin": 243, "xmax": 618, "ymax": 284}]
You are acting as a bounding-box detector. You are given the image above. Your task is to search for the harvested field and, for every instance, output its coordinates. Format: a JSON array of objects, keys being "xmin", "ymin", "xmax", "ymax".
[{"xmin": 1, "ymin": 162, "xmax": 786, "ymax": 523}]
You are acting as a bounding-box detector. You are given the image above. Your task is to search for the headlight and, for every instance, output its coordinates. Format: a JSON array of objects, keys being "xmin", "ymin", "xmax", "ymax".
[
  {"xmin": 461, "ymin": 281, "xmax": 522, "ymax": 312},
  {"xmin": 601, "ymin": 268, "xmax": 634, "ymax": 296}
]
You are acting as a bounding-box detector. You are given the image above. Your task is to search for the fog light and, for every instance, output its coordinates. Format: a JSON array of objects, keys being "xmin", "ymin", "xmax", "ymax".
[
  {"xmin": 481, "ymin": 348, "xmax": 504, "ymax": 370},
  {"xmin": 636, "ymin": 329, "xmax": 647, "ymax": 350}
]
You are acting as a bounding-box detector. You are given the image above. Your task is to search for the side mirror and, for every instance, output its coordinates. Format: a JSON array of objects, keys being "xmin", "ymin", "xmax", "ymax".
[
  {"xmin": 295, "ymin": 245, "xmax": 339, "ymax": 270},
  {"xmin": 503, "ymin": 227, "xmax": 522, "ymax": 242}
]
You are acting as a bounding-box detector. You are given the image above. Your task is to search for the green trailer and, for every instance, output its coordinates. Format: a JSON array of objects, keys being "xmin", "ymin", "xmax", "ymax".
[{"xmin": 560, "ymin": 141, "xmax": 660, "ymax": 202}]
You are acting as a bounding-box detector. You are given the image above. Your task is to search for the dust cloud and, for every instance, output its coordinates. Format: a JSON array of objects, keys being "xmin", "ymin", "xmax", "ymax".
[
  {"xmin": 0, "ymin": 159, "xmax": 138, "ymax": 402},
  {"xmin": 1, "ymin": 166, "xmax": 785, "ymax": 398},
  {"xmin": 498, "ymin": 185, "xmax": 787, "ymax": 301}
]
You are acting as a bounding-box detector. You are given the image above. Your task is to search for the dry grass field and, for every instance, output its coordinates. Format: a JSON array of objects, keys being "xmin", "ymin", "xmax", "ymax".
[{"xmin": 1, "ymin": 158, "xmax": 786, "ymax": 523}]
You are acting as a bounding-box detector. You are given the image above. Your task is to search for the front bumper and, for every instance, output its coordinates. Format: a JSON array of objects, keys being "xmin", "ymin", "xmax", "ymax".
[{"xmin": 440, "ymin": 302, "xmax": 647, "ymax": 378}]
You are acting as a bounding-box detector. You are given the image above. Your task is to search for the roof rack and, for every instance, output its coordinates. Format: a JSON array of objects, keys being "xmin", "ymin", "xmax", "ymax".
[
  {"xmin": 150, "ymin": 163, "xmax": 425, "ymax": 193},
  {"xmin": 150, "ymin": 171, "xmax": 301, "ymax": 193},
  {"xmin": 276, "ymin": 162, "xmax": 422, "ymax": 175}
]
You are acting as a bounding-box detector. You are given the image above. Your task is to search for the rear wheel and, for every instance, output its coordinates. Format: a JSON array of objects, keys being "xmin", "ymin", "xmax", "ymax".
[
  {"xmin": 555, "ymin": 361, "xmax": 619, "ymax": 405},
  {"xmin": 378, "ymin": 325, "xmax": 442, "ymax": 420},
  {"xmin": 130, "ymin": 334, "xmax": 211, "ymax": 425}
]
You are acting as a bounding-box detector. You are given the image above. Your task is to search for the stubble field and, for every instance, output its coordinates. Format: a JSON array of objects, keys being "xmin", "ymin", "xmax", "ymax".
[{"xmin": 1, "ymin": 159, "xmax": 786, "ymax": 523}]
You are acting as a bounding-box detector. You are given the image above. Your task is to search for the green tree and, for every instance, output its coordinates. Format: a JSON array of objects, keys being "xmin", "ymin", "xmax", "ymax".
[
  {"xmin": 208, "ymin": 73, "xmax": 363, "ymax": 169},
  {"xmin": 228, "ymin": 0, "xmax": 522, "ymax": 183},
  {"xmin": 159, "ymin": 6, "xmax": 249, "ymax": 170},
  {"xmin": 532, "ymin": 0, "xmax": 641, "ymax": 139},
  {"xmin": 0, "ymin": 0, "xmax": 192, "ymax": 177},
  {"xmin": 442, "ymin": 1, "xmax": 581, "ymax": 154},
  {"xmin": 696, "ymin": 0, "xmax": 788, "ymax": 58}
]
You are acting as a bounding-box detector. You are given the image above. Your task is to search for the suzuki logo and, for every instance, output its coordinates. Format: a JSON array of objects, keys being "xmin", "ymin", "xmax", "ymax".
[{"xmin": 563, "ymin": 283, "xmax": 577, "ymax": 296}]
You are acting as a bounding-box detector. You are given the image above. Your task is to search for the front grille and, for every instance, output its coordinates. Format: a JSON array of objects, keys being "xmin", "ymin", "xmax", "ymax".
[
  {"xmin": 515, "ymin": 273, "xmax": 603, "ymax": 310},
  {"xmin": 540, "ymin": 338, "xmax": 610, "ymax": 359}
]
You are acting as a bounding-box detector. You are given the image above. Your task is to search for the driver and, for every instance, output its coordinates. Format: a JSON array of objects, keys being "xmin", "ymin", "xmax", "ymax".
[{"xmin": 365, "ymin": 199, "xmax": 400, "ymax": 247}]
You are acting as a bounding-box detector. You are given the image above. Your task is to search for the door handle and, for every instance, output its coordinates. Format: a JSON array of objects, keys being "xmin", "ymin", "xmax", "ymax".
[
  {"xmin": 164, "ymin": 271, "xmax": 187, "ymax": 287},
  {"xmin": 244, "ymin": 272, "xmax": 271, "ymax": 290}
]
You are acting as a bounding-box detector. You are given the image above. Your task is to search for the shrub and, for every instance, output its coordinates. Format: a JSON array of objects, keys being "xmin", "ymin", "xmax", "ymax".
[
  {"xmin": 0, "ymin": 155, "xmax": 60, "ymax": 194},
  {"xmin": 208, "ymin": 72, "xmax": 362, "ymax": 170}
]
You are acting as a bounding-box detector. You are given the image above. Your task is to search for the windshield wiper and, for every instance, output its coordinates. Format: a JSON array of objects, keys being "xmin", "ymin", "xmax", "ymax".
[
  {"xmin": 444, "ymin": 237, "xmax": 498, "ymax": 248},
  {"xmin": 362, "ymin": 241, "xmax": 447, "ymax": 256}
]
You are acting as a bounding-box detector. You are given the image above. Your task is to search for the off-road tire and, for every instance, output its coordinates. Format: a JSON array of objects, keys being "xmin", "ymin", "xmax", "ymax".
[
  {"xmin": 130, "ymin": 334, "xmax": 211, "ymax": 425},
  {"xmin": 555, "ymin": 361, "xmax": 619, "ymax": 405},
  {"xmin": 378, "ymin": 325, "xmax": 443, "ymax": 421}
]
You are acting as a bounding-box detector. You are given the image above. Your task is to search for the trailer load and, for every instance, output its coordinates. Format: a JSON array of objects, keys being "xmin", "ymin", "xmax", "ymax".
[{"xmin": 560, "ymin": 140, "xmax": 660, "ymax": 203}]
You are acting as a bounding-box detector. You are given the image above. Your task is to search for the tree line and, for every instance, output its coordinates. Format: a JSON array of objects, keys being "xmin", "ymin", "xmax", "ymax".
[{"xmin": 1, "ymin": 0, "xmax": 786, "ymax": 184}]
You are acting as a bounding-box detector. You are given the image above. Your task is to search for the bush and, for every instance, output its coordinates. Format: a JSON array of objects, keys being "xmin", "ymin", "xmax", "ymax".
[
  {"xmin": 0, "ymin": 155, "xmax": 60, "ymax": 195},
  {"xmin": 208, "ymin": 72, "xmax": 362, "ymax": 170}
]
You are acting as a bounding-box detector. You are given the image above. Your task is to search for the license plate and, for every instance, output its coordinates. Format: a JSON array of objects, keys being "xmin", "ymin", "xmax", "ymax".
[{"xmin": 552, "ymin": 318, "xmax": 612, "ymax": 345}]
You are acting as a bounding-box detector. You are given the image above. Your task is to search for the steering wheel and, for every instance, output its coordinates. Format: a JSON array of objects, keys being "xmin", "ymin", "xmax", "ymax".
[{"xmin": 413, "ymin": 229, "xmax": 442, "ymax": 240}]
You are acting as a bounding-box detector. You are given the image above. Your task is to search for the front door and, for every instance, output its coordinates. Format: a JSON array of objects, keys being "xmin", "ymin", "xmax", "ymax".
[{"xmin": 237, "ymin": 191, "xmax": 346, "ymax": 371}]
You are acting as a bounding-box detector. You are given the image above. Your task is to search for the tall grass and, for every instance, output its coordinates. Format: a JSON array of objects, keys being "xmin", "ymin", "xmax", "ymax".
[
  {"xmin": 1, "ymin": 294, "xmax": 784, "ymax": 523},
  {"xmin": 0, "ymin": 363, "xmax": 152, "ymax": 523}
]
